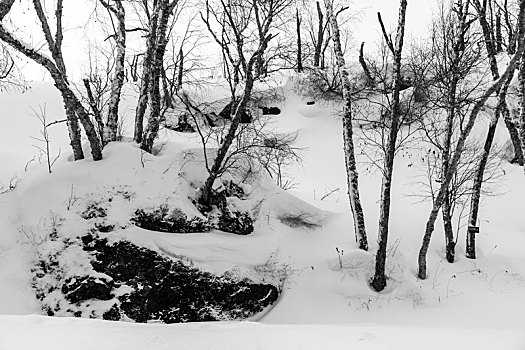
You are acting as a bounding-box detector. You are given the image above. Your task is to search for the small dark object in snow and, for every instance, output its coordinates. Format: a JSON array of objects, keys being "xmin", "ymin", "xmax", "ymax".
[
  {"xmin": 259, "ymin": 106, "xmax": 281, "ymax": 115},
  {"xmin": 170, "ymin": 113, "xmax": 196, "ymax": 133},
  {"xmin": 306, "ymin": 101, "xmax": 315, "ymax": 105}
]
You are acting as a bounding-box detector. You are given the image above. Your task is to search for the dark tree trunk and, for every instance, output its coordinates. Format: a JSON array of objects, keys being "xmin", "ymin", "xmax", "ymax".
[
  {"xmin": 313, "ymin": 1, "xmax": 324, "ymax": 68},
  {"xmin": 296, "ymin": 8, "xmax": 302, "ymax": 73},
  {"xmin": 177, "ymin": 47, "xmax": 183, "ymax": 89},
  {"xmin": 83, "ymin": 78, "xmax": 104, "ymax": 145},
  {"xmin": 325, "ymin": 0, "xmax": 368, "ymax": 251},
  {"xmin": 496, "ymin": 10, "xmax": 503, "ymax": 53},
  {"xmin": 359, "ymin": 42, "xmax": 374, "ymax": 87},
  {"xmin": 442, "ymin": 189, "xmax": 455, "ymax": 263}
]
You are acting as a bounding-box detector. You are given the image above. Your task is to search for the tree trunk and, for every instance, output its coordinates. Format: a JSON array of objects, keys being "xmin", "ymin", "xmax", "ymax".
[
  {"xmin": 324, "ymin": 0, "xmax": 368, "ymax": 251},
  {"xmin": 496, "ymin": 10, "xmax": 503, "ymax": 53},
  {"xmin": 296, "ymin": 8, "xmax": 302, "ymax": 73},
  {"xmin": 177, "ymin": 47, "xmax": 183, "ymax": 89},
  {"xmin": 141, "ymin": 1, "xmax": 177, "ymax": 153},
  {"xmin": 134, "ymin": 4, "xmax": 159, "ymax": 144},
  {"xmin": 442, "ymin": 188, "xmax": 455, "ymax": 263},
  {"xmin": 65, "ymin": 105, "xmax": 84, "ymax": 160},
  {"xmin": 201, "ymin": 76, "xmax": 255, "ymax": 205},
  {"xmin": 313, "ymin": 1, "xmax": 323, "ymax": 68},
  {"xmin": 102, "ymin": 0, "xmax": 126, "ymax": 145},
  {"xmin": 520, "ymin": 57, "xmax": 525, "ymax": 167},
  {"xmin": 370, "ymin": 0, "xmax": 407, "ymax": 292}
]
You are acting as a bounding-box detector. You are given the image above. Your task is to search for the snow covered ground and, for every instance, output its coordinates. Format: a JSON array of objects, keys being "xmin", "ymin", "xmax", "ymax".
[{"xmin": 1, "ymin": 81, "xmax": 525, "ymax": 349}]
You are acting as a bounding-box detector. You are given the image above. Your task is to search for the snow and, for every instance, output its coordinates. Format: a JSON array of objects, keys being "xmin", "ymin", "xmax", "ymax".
[
  {"xmin": 2, "ymin": 315, "xmax": 524, "ymax": 350},
  {"xmin": 1, "ymin": 78, "xmax": 525, "ymax": 349}
]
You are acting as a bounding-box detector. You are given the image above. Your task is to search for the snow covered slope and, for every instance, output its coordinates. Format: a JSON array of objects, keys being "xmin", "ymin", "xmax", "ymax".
[{"xmin": 1, "ymin": 81, "xmax": 525, "ymax": 349}]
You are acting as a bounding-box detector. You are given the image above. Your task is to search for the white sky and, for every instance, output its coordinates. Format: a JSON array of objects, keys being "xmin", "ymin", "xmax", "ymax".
[{"xmin": 5, "ymin": 0, "xmax": 436, "ymax": 81}]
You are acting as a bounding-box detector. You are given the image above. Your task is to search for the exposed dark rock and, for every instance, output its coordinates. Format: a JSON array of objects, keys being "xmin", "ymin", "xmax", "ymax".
[
  {"xmin": 81, "ymin": 203, "xmax": 107, "ymax": 220},
  {"xmin": 306, "ymin": 101, "xmax": 315, "ymax": 105},
  {"xmin": 62, "ymin": 276, "xmax": 114, "ymax": 304},
  {"xmin": 88, "ymin": 238, "xmax": 278, "ymax": 323},
  {"xmin": 217, "ymin": 210, "xmax": 254, "ymax": 235},
  {"xmin": 103, "ymin": 304, "xmax": 121, "ymax": 321},
  {"xmin": 131, "ymin": 206, "xmax": 211, "ymax": 233}
]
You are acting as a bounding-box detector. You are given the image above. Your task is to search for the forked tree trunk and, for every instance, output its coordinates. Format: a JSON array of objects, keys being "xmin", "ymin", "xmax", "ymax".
[
  {"xmin": 324, "ymin": 0, "xmax": 368, "ymax": 251},
  {"xmin": 370, "ymin": 0, "xmax": 407, "ymax": 292},
  {"xmin": 417, "ymin": 28, "xmax": 525, "ymax": 279},
  {"xmin": 141, "ymin": 1, "xmax": 178, "ymax": 153}
]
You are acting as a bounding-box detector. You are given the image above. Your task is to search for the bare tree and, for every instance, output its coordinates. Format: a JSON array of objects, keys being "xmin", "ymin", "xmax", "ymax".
[
  {"xmin": 367, "ymin": 0, "xmax": 408, "ymax": 292},
  {"xmin": 199, "ymin": 0, "xmax": 292, "ymax": 206},
  {"xmin": 324, "ymin": 0, "xmax": 368, "ymax": 251},
  {"xmin": 0, "ymin": 0, "xmax": 103, "ymax": 161},
  {"xmin": 417, "ymin": 0, "xmax": 525, "ymax": 280},
  {"xmin": 417, "ymin": 0, "xmax": 483, "ymax": 263}
]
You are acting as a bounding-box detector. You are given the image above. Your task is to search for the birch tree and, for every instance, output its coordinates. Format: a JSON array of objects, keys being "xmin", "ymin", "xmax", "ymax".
[
  {"xmin": 133, "ymin": 0, "xmax": 180, "ymax": 151},
  {"xmin": 0, "ymin": 0, "xmax": 103, "ymax": 161},
  {"xmin": 324, "ymin": 0, "xmax": 368, "ymax": 251},
  {"xmin": 418, "ymin": 0, "xmax": 481, "ymax": 263},
  {"xmin": 369, "ymin": 0, "xmax": 407, "ymax": 292}
]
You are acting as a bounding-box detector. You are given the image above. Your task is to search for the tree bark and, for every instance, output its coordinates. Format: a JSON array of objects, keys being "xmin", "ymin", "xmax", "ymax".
[
  {"xmin": 324, "ymin": 0, "xmax": 368, "ymax": 251},
  {"xmin": 370, "ymin": 0, "xmax": 407, "ymax": 292}
]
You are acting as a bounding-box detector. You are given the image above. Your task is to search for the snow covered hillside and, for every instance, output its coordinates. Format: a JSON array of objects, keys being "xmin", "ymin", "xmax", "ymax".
[{"xmin": 0, "ymin": 79, "xmax": 525, "ymax": 349}]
